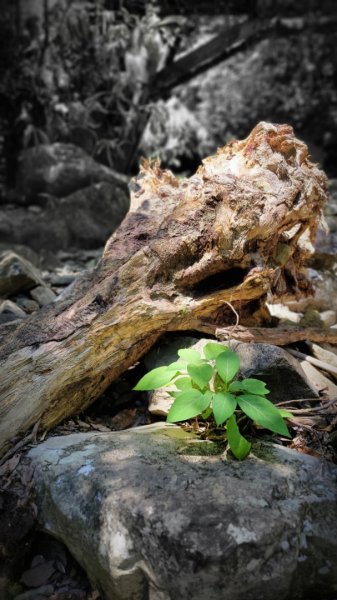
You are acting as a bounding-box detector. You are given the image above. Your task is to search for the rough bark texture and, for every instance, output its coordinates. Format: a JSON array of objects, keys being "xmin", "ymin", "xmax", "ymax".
[{"xmin": 0, "ymin": 122, "xmax": 328, "ymax": 452}]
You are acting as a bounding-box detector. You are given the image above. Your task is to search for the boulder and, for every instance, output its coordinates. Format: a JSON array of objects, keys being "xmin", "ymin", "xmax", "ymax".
[
  {"xmin": 0, "ymin": 252, "xmax": 45, "ymax": 298},
  {"xmin": 28, "ymin": 423, "xmax": 337, "ymax": 600},
  {"xmin": 15, "ymin": 143, "xmax": 128, "ymax": 201},
  {"xmin": 229, "ymin": 341, "xmax": 319, "ymax": 402},
  {"xmin": 0, "ymin": 182, "xmax": 130, "ymax": 251}
]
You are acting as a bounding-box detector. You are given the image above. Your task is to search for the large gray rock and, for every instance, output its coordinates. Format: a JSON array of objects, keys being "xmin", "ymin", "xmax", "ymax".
[
  {"xmin": 28, "ymin": 423, "xmax": 337, "ymax": 600},
  {"xmin": 16, "ymin": 143, "xmax": 128, "ymax": 201},
  {"xmin": 0, "ymin": 182, "xmax": 129, "ymax": 251},
  {"xmin": 229, "ymin": 341, "xmax": 318, "ymax": 402}
]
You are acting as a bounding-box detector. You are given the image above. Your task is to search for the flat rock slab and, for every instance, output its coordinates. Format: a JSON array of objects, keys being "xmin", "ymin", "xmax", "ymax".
[{"xmin": 28, "ymin": 423, "xmax": 337, "ymax": 600}]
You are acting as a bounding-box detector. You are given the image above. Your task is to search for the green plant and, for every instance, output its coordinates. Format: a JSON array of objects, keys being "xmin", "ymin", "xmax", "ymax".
[{"xmin": 134, "ymin": 343, "xmax": 293, "ymax": 460}]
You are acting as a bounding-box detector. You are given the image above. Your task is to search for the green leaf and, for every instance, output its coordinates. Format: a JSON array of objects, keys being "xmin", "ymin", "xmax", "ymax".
[
  {"xmin": 237, "ymin": 395, "xmax": 291, "ymax": 437},
  {"xmin": 240, "ymin": 378, "xmax": 270, "ymax": 395},
  {"xmin": 200, "ymin": 390, "xmax": 213, "ymax": 419},
  {"xmin": 133, "ymin": 367, "xmax": 176, "ymax": 391},
  {"xmin": 175, "ymin": 377, "xmax": 193, "ymax": 390},
  {"xmin": 187, "ymin": 362, "xmax": 213, "ymax": 389},
  {"xmin": 278, "ymin": 408, "xmax": 294, "ymax": 419},
  {"xmin": 226, "ymin": 414, "xmax": 251, "ymax": 460},
  {"xmin": 212, "ymin": 392, "xmax": 237, "ymax": 425},
  {"xmin": 167, "ymin": 390, "xmax": 211, "ymax": 423},
  {"xmin": 178, "ymin": 348, "xmax": 201, "ymax": 363},
  {"xmin": 166, "ymin": 361, "xmax": 186, "ymax": 371},
  {"xmin": 228, "ymin": 380, "xmax": 244, "ymax": 393},
  {"xmin": 204, "ymin": 342, "xmax": 229, "ymax": 360},
  {"xmin": 204, "ymin": 390, "xmax": 213, "ymax": 403},
  {"xmin": 201, "ymin": 406, "xmax": 213, "ymax": 419},
  {"xmin": 216, "ymin": 351, "xmax": 240, "ymax": 384},
  {"xmin": 213, "ymin": 373, "xmax": 225, "ymax": 393}
]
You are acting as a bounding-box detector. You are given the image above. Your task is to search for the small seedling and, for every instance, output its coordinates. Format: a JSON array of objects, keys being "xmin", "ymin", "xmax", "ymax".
[{"xmin": 134, "ymin": 343, "xmax": 293, "ymax": 460}]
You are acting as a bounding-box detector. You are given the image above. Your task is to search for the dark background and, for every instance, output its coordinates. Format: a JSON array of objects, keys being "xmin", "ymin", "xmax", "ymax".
[{"xmin": 1, "ymin": 0, "xmax": 336, "ymax": 251}]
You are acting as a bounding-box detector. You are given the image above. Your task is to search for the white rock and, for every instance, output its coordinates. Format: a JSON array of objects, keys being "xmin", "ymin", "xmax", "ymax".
[
  {"xmin": 319, "ymin": 310, "xmax": 337, "ymax": 327},
  {"xmin": 148, "ymin": 388, "xmax": 173, "ymax": 416},
  {"xmin": 267, "ymin": 303, "xmax": 303, "ymax": 323}
]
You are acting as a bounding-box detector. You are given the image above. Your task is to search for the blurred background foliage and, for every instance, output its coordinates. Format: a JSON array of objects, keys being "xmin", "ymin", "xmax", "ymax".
[{"xmin": 0, "ymin": 0, "xmax": 336, "ymax": 197}]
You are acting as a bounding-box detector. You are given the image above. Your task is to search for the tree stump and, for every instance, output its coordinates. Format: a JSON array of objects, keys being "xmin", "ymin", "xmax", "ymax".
[{"xmin": 0, "ymin": 122, "xmax": 328, "ymax": 453}]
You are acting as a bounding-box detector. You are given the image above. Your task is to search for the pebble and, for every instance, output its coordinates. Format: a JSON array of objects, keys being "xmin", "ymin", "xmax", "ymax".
[
  {"xmin": 30, "ymin": 286, "xmax": 57, "ymax": 307},
  {"xmin": 15, "ymin": 296, "xmax": 40, "ymax": 314},
  {"xmin": 148, "ymin": 388, "xmax": 174, "ymax": 416},
  {"xmin": 48, "ymin": 274, "xmax": 76, "ymax": 286}
]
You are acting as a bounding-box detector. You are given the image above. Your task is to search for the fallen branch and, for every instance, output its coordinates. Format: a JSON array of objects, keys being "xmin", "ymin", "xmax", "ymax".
[
  {"xmin": 216, "ymin": 325, "xmax": 337, "ymax": 346},
  {"xmin": 154, "ymin": 16, "xmax": 337, "ymax": 96},
  {"xmin": 287, "ymin": 348, "xmax": 337, "ymax": 379}
]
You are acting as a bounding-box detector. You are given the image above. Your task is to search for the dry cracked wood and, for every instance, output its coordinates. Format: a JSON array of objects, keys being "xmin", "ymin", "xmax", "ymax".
[{"xmin": 0, "ymin": 122, "xmax": 328, "ymax": 453}]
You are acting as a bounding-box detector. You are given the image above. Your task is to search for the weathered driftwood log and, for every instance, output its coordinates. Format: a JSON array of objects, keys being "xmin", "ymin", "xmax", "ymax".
[{"xmin": 0, "ymin": 122, "xmax": 328, "ymax": 452}]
